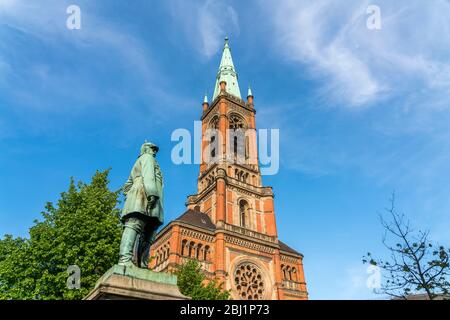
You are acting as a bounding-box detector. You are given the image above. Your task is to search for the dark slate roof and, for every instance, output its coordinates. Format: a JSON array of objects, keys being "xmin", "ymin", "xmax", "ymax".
[
  {"xmin": 279, "ymin": 240, "xmax": 303, "ymax": 256},
  {"xmin": 175, "ymin": 209, "xmax": 216, "ymax": 230},
  {"xmin": 173, "ymin": 210, "xmax": 302, "ymax": 257}
]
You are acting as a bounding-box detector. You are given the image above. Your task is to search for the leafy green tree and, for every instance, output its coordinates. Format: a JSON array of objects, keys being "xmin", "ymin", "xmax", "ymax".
[
  {"xmin": 363, "ymin": 194, "xmax": 450, "ymax": 300},
  {"xmin": 0, "ymin": 170, "xmax": 122, "ymax": 300},
  {"xmin": 175, "ymin": 259, "xmax": 230, "ymax": 300}
]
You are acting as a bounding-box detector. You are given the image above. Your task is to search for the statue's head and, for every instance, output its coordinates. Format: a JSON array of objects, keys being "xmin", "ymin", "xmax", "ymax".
[{"xmin": 140, "ymin": 142, "xmax": 159, "ymax": 157}]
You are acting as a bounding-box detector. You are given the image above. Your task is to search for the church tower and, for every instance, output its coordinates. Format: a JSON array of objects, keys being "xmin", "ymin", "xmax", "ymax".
[{"xmin": 149, "ymin": 38, "xmax": 308, "ymax": 300}]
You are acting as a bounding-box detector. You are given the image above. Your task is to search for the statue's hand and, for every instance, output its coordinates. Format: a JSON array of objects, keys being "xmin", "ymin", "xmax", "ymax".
[{"xmin": 147, "ymin": 195, "xmax": 158, "ymax": 210}]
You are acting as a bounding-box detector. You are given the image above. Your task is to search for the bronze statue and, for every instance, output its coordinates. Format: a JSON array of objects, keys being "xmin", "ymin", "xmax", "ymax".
[{"xmin": 118, "ymin": 142, "xmax": 164, "ymax": 268}]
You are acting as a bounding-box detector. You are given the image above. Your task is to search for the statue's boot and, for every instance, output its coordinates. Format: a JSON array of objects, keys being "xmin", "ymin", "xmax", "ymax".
[
  {"xmin": 138, "ymin": 225, "xmax": 158, "ymax": 268},
  {"xmin": 138, "ymin": 237, "xmax": 152, "ymax": 269},
  {"xmin": 118, "ymin": 226, "xmax": 138, "ymax": 267}
]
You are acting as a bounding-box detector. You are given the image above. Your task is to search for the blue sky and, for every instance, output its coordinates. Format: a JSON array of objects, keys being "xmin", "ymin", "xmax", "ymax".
[{"xmin": 1, "ymin": 0, "xmax": 450, "ymax": 299}]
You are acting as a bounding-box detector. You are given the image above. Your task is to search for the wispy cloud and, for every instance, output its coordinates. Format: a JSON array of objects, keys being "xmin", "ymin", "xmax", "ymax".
[
  {"xmin": 0, "ymin": 0, "xmax": 197, "ymax": 142},
  {"xmin": 265, "ymin": 0, "xmax": 450, "ymax": 108},
  {"xmin": 167, "ymin": 0, "xmax": 239, "ymax": 58},
  {"xmin": 0, "ymin": 1, "xmax": 158, "ymax": 109}
]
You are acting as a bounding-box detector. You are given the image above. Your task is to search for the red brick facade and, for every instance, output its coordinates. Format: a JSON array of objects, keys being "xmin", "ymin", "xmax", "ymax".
[{"xmin": 149, "ymin": 52, "xmax": 308, "ymax": 300}]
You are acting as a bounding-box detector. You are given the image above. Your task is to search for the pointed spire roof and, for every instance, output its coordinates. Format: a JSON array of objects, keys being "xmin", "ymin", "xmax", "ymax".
[
  {"xmin": 203, "ymin": 93, "xmax": 208, "ymax": 104},
  {"xmin": 247, "ymin": 86, "xmax": 253, "ymax": 97},
  {"xmin": 212, "ymin": 37, "xmax": 242, "ymax": 101}
]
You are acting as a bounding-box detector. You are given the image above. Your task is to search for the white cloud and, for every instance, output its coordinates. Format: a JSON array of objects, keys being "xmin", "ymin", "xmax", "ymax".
[
  {"xmin": 266, "ymin": 0, "xmax": 450, "ymax": 108},
  {"xmin": 0, "ymin": 0, "xmax": 197, "ymax": 141},
  {"xmin": 0, "ymin": 1, "xmax": 188, "ymax": 115},
  {"xmin": 168, "ymin": 0, "xmax": 239, "ymax": 58}
]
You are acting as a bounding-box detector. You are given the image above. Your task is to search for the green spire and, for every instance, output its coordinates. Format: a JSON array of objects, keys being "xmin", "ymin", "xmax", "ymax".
[
  {"xmin": 247, "ymin": 86, "xmax": 253, "ymax": 97},
  {"xmin": 212, "ymin": 37, "xmax": 242, "ymax": 101},
  {"xmin": 203, "ymin": 93, "xmax": 208, "ymax": 104}
]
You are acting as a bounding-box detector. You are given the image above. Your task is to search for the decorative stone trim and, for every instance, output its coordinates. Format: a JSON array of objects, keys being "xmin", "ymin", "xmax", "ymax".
[
  {"xmin": 229, "ymin": 256, "xmax": 273, "ymax": 300},
  {"xmin": 234, "ymin": 262, "xmax": 266, "ymax": 300},
  {"xmin": 152, "ymin": 231, "xmax": 172, "ymax": 249},
  {"xmin": 181, "ymin": 228, "xmax": 215, "ymax": 243},
  {"xmin": 224, "ymin": 235, "xmax": 275, "ymax": 254},
  {"xmin": 280, "ymin": 255, "xmax": 300, "ymax": 264},
  {"xmin": 223, "ymin": 223, "xmax": 277, "ymax": 244}
]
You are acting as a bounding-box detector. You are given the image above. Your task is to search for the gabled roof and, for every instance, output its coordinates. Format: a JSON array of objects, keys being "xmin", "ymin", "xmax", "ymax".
[
  {"xmin": 175, "ymin": 209, "xmax": 216, "ymax": 231},
  {"xmin": 279, "ymin": 240, "xmax": 303, "ymax": 257}
]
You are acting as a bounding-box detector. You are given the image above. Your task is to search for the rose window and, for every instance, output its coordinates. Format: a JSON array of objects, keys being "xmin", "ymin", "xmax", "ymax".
[{"xmin": 234, "ymin": 263, "xmax": 265, "ymax": 300}]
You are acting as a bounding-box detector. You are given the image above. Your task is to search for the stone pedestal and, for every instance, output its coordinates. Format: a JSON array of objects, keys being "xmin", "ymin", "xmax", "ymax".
[{"xmin": 84, "ymin": 264, "xmax": 188, "ymax": 300}]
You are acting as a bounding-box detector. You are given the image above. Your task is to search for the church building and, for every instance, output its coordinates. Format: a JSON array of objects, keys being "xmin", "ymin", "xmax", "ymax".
[{"xmin": 149, "ymin": 38, "xmax": 308, "ymax": 300}]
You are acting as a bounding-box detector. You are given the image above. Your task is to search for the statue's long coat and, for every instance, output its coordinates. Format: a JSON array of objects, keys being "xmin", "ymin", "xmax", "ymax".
[{"xmin": 121, "ymin": 153, "xmax": 163, "ymax": 226}]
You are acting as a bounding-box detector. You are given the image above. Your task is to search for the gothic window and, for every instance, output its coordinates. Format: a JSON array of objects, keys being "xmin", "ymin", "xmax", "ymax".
[
  {"xmin": 292, "ymin": 267, "xmax": 298, "ymax": 282},
  {"xmin": 229, "ymin": 114, "xmax": 246, "ymax": 130},
  {"xmin": 210, "ymin": 135, "xmax": 216, "ymax": 158},
  {"xmin": 196, "ymin": 243, "xmax": 203, "ymax": 260},
  {"xmin": 239, "ymin": 200, "xmax": 249, "ymax": 228},
  {"xmin": 229, "ymin": 114, "xmax": 247, "ymax": 161},
  {"xmin": 234, "ymin": 263, "xmax": 265, "ymax": 300},
  {"xmin": 189, "ymin": 241, "xmax": 195, "ymax": 258},
  {"xmin": 208, "ymin": 116, "xmax": 219, "ymax": 161},
  {"xmin": 210, "ymin": 116, "xmax": 219, "ymax": 129},
  {"xmin": 166, "ymin": 243, "xmax": 170, "ymax": 260},
  {"xmin": 204, "ymin": 245, "xmax": 210, "ymax": 261},
  {"xmin": 181, "ymin": 239, "xmax": 187, "ymax": 256}
]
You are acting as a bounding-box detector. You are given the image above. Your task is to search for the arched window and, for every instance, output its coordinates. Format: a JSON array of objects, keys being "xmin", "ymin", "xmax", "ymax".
[
  {"xmin": 292, "ymin": 267, "xmax": 298, "ymax": 282},
  {"xmin": 210, "ymin": 135, "xmax": 216, "ymax": 158},
  {"xmin": 281, "ymin": 264, "xmax": 286, "ymax": 280},
  {"xmin": 239, "ymin": 200, "xmax": 249, "ymax": 228},
  {"xmin": 196, "ymin": 244, "xmax": 203, "ymax": 260},
  {"xmin": 211, "ymin": 116, "xmax": 219, "ymax": 129},
  {"xmin": 229, "ymin": 114, "xmax": 247, "ymax": 161},
  {"xmin": 207, "ymin": 116, "xmax": 219, "ymax": 161},
  {"xmin": 181, "ymin": 239, "xmax": 187, "ymax": 256},
  {"xmin": 189, "ymin": 241, "xmax": 195, "ymax": 258},
  {"xmin": 287, "ymin": 266, "xmax": 292, "ymax": 281},
  {"xmin": 204, "ymin": 245, "xmax": 210, "ymax": 261},
  {"xmin": 165, "ymin": 244, "xmax": 170, "ymax": 260},
  {"xmin": 229, "ymin": 114, "xmax": 246, "ymax": 130}
]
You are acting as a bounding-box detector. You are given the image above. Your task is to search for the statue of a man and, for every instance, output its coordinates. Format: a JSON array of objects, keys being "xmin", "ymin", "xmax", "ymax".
[{"xmin": 118, "ymin": 142, "xmax": 164, "ymax": 268}]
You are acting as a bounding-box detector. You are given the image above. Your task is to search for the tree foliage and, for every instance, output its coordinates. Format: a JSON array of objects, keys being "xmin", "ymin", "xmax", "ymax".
[
  {"xmin": 0, "ymin": 170, "xmax": 122, "ymax": 300},
  {"xmin": 363, "ymin": 194, "xmax": 450, "ymax": 300},
  {"xmin": 174, "ymin": 259, "xmax": 230, "ymax": 300}
]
